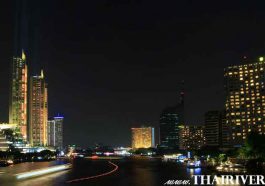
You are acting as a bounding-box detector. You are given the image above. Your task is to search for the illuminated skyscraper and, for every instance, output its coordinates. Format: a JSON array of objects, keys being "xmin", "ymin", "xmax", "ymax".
[
  {"xmin": 47, "ymin": 116, "xmax": 64, "ymax": 150},
  {"xmin": 131, "ymin": 127, "xmax": 155, "ymax": 149},
  {"xmin": 29, "ymin": 70, "xmax": 48, "ymax": 146},
  {"xmin": 225, "ymin": 57, "xmax": 265, "ymax": 147},
  {"xmin": 9, "ymin": 50, "xmax": 28, "ymax": 140}
]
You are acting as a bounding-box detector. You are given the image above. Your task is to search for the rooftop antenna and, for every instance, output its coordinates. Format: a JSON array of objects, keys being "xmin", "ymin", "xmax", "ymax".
[{"xmin": 179, "ymin": 80, "xmax": 184, "ymax": 105}]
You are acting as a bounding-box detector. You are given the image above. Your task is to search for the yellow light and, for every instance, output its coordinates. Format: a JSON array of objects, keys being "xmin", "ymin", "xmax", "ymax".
[
  {"xmin": 41, "ymin": 69, "xmax": 44, "ymax": 78},
  {"xmin": 259, "ymin": 57, "xmax": 264, "ymax": 62},
  {"xmin": 22, "ymin": 50, "xmax": 26, "ymax": 61}
]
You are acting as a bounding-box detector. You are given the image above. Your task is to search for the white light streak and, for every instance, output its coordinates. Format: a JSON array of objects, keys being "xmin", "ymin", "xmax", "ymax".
[{"xmin": 16, "ymin": 164, "xmax": 71, "ymax": 179}]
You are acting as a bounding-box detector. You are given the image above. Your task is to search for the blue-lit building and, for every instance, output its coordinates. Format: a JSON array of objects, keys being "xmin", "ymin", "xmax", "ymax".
[{"xmin": 47, "ymin": 115, "xmax": 64, "ymax": 150}]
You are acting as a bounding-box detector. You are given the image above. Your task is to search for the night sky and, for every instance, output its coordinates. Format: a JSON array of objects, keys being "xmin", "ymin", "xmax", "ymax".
[{"xmin": 1, "ymin": 1, "xmax": 265, "ymax": 147}]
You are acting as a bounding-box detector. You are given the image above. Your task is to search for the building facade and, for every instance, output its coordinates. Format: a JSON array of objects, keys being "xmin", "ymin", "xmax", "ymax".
[
  {"xmin": 0, "ymin": 124, "xmax": 17, "ymax": 151},
  {"xmin": 29, "ymin": 70, "xmax": 48, "ymax": 146},
  {"xmin": 224, "ymin": 57, "xmax": 265, "ymax": 147},
  {"xmin": 9, "ymin": 51, "xmax": 28, "ymax": 140},
  {"xmin": 131, "ymin": 127, "xmax": 155, "ymax": 149},
  {"xmin": 159, "ymin": 90, "xmax": 184, "ymax": 149},
  {"xmin": 204, "ymin": 110, "xmax": 228, "ymax": 147},
  {"xmin": 47, "ymin": 116, "xmax": 64, "ymax": 150},
  {"xmin": 179, "ymin": 125, "xmax": 205, "ymax": 150},
  {"xmin": 159, "ymin": 107, "xmax": 182, "ymax": 149}
]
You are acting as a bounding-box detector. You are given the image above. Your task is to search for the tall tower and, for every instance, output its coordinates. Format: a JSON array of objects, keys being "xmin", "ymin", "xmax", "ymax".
[
  {"xmin": 29, "ymin": 70, "xmax": 48, "ymax": 146},
  {"xmin": 224, "ymin": 57, "xmax": 265, "ymax": 147},
  {"xmin": 159, "ymin": 82, "xmax": 185, "ymax": 149},
  {"xmin": 9, "ymin": 50, "xmax": 28, "ymax": 140}
]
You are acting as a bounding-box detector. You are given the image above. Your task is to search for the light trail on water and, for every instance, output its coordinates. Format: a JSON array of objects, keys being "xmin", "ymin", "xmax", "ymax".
[{"xmin": 66, "ymin": 161, "xmax": 119, "ymax": 183}]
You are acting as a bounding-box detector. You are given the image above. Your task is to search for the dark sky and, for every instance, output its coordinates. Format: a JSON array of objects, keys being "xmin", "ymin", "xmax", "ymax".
[{"xmin": 1, "ymin": 1, "xmax": 265, "ymax": 147}]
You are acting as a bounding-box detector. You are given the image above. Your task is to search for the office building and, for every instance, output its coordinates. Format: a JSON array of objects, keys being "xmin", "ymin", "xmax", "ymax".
[
  {"xmin": 224, "ymin": 57, "xmax": 265, "ymax": 147},
  {"xmin": 131, "ymin": 127, "xmax": 155, "ymax": 149},
  {"xmin": 9, "ymin": 51, "xmax": 28, "ymax": 140},
  {"xmin": 204, "ymin": 111, "xmax": 228, "ymax": 147},
  {"xmin": 29, "ymin": 70, "xmax": 48, "ymax": 146},
  {"xmin": 159, "ymin": 84, "xmax": 184, "ymax": 149},
  {"xmin": 47, "ymin": 116, "xmax": 64, "ymax": 150},
  {"xmin": 179, "ymin": 125, "xmax": 205, "ymax": 150}
]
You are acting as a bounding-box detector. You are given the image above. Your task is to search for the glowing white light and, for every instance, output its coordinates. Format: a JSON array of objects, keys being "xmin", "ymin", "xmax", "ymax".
[
  {"xmin": 16, "ymin": 164, "xmax": 71, "ymax": 179},
  {"xmin": 7, "ymin": 160, "xmax": 13, "ymax": 164}
]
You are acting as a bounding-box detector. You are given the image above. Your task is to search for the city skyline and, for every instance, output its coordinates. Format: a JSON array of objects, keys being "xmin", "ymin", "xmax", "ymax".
[
  {"xmin": 1, "ymin": 2, "xmax": 265, "ymax": 186},
  {"xmin": 2, "ymin": 1, "xmax": 265, "ymax": 147}
]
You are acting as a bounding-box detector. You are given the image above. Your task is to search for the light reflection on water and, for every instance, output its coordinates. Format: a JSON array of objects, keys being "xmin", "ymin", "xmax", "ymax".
[
  {"xmin": 186, "ymin": 168, "xmax": 202, "ymax": 176},
  {"xmin": 13, "ymin": 170, "xmax": 69, "ymax": 186},
  {"xmin": 0, "ymin": 159, "xmax": 246, "ymax": 186}
]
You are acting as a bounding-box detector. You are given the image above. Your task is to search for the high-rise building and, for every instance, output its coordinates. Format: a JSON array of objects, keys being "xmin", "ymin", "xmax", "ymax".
[
  {"xmin": 224, "ymin": 57, "xmax": 265, "ymax": 147},
  {"xmin": 9, "ymin": 50, "xmax": 28, "ymax": 140},
  {"xmin": 29, "ymin": 70, "xmax": 48, "ymax": 146},
  {"xmin": 159, "ymin": 83, "xmax": 184, "ymax": 149},
  {"xmin": 47, "ymin": 116, "xmax": 64, "ymax": 150},
  {"xmin": 204, "ymin": 110, "xmax": 228, "ymax": 147},
  {"xmin": 131, "ymin": 127, "xmax": 155, "ymax": 149},
  {"xmin": 179, "ymin": 125, "xmax": 205, "ymax": 150}
]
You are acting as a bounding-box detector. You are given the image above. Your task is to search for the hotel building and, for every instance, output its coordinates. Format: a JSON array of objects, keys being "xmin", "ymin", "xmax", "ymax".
[
  {"xmin": 131, "ymin": 127, "xmax": 155, "ymax": 149},
  {"xmin": 9, "ymin": 51, "xmax": 28, "ymax": 140},
  {"xmin": 29, "ymin": 70, "xmax": 48, "ymax": 146},
  {"xmin": 224, "ymin": 57, "xmax": 265, "ymax": 147},
  {"xmin": 179, "ymin": 125, "xmax": 205, "ymax": 150}
]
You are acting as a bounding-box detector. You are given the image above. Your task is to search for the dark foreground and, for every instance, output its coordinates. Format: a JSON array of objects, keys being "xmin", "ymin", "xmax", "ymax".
[{"xmin": 0, "ymin": 157, "xmax": 242, "ymax": 186}]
